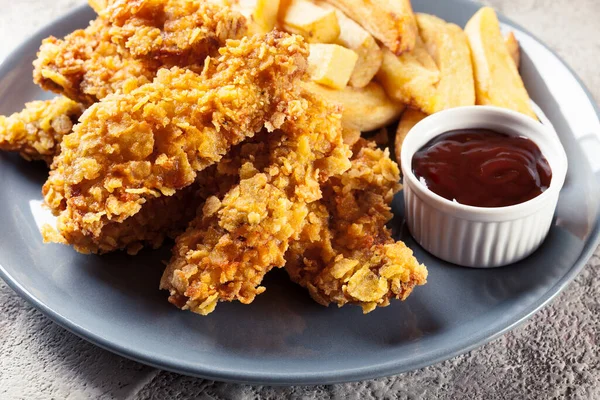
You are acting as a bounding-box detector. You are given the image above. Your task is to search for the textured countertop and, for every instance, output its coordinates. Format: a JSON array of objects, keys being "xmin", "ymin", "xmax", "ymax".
[{"xmin": 1, "ymin": 0, "xmax": 599, "ymax": 399}]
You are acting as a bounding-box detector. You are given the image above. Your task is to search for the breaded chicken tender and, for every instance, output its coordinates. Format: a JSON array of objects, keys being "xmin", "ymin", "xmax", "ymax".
[
  {"xmin": 42, "ymin": 184, "xmax": 204, "ymax": 254},
  {"xmin": 0, "ymin": 97, "xmax": 84, "ymax": 164},
  {"xmin": 160, "ymin": 92, "xmax": 352, "ymax": 315},
  {"xmin": 286, "ymin": 140, "xmax": 427, "ymax": 313},
  {"xmin": 33, "ymin": 0, "xmax": 247, "ymax": 105},
  {"xmin": 33, "ymin": 18, "xmax": 158, "ymax": 106},
  {"xmin": 42, "ymin": 159, "xmax": 243, "ymax": 254},
  {"xmin": 43, "ymin": 32, "xmax": 310, "ymax": 254},
  {"xmin": 102, "ymin": 0, "xmax": 248, "ymax": 68},
  {"xmin": 43, "ymin": 132, "xmax": 260, "ymax": 254}
]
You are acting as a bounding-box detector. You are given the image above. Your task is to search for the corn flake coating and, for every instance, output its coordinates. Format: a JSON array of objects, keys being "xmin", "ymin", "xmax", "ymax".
[
  {"xmin": 102, "ymin": 0, "xmax": 248, "ymax": 68},
  {"xmin": 43, "ymin": 32, "xmax": 310, "ymax": 254},
  {"xmin": 33, "ymin": 0, "xmax": 247, "ymax": 106},
  {"xmin": 42, "ymin": 130, "xmax": 259, "ymax": 255},
  {"xmin": 33, "ymin": 18, "xmax": 158, "ymax": 106},
  {"xmin": 0, "ymin": 97, "xmax": 84, "ymax": 164},
  {"xmin": 286, "ymin": 140, "xmax": 428, "ymax": 313}
]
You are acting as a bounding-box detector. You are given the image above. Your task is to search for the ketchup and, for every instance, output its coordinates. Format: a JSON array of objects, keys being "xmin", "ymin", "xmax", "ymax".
[{"xmin": 411, "ymin": 129, "xmax": 552, "ymax": 207}]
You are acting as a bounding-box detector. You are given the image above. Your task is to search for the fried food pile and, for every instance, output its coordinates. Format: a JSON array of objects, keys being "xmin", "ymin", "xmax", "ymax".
[
  {"xmin": 1, "ymin": 0, "xmax": 460, "ymax": 316},
  {"xmin": 43, "ymin": 32, "xmax": 311, "ymax": 254}
]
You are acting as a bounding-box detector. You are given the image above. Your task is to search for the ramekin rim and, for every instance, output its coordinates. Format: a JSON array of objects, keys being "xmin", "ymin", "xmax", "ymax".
[{"xmin": 400, "ymin": 105, "xmax": 568, "ymax": 217}]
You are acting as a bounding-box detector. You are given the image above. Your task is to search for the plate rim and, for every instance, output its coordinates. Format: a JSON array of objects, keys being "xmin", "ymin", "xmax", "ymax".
[{"xmin": 0, "ymin": 2, "xmax": 599, "ymax": 386}]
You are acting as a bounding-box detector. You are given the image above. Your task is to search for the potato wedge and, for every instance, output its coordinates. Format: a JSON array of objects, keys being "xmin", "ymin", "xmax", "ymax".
[
  {"xmin": 465, "ymin": 7, "xmax": 536, "ymax": 118},
  {"xmin": 233, "ymin": 0, "xmax": 281, "ymax": 34},
  {"xmin": 303, "ymin": 81, "xmax": 404, "ymax": 132},
  {"xmin": 395, "ymin": 108, "xmax": 426, "ymax": 162},
  {"xmin": 281, "ymin": 0, "xmax": 340, "ymax": 43},
  {"xmin": 417, "ymin": 13, "xmax": 475, "ymax": 113},
  {"xmin": 322, "ymin": 0, "xmax": 417, "ymax": 55},
  {"xmin": 376, "ymin": 37, "xmax": 439, "ymax": 111},
  {"xmin": 317, "ymin": 2, "xmax": 383, "ymax": 88},
  {"xmin": 308, "ymin": 44, "xmax": 358, "ymax": 89},
  {"xmin": 505, "ymin": 31, "xmax": 520, "ymax": 67}
]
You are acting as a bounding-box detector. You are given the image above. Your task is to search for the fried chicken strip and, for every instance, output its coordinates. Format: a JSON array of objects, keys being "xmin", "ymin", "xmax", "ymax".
[
  {"xmin": 160, "ymin": 91, "xmax": 352, "ymax": 315},
  {"xmin": 286, "ymin": 140, "xmax": 427, "ymax": 313},
  {"xmin": 0, "ymin": 97, "xmax": 84, "ymax": 164},
  {"xmin": 33, "ymin": 18, "xmax": 157, "ymax": 106},
  {"xmin": 101, "ymin": 0, "xmax": 247, "ymax": 68},
  {"xmin": 43, "ymin": 146, "xmax": 245, "ymax": 254},
  {"xmin": 34, "ymin": 0, "xmax": 247, "ymax": 105},
  {"xmin": 43, "ymin": 32, "xmax": 310, "ymax": 254}
]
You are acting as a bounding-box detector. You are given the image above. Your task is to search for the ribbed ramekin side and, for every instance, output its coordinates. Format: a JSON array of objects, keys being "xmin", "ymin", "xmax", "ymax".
[{"xmin": 403, "ymin": 182, "xmax": 560, "ymax": 268}]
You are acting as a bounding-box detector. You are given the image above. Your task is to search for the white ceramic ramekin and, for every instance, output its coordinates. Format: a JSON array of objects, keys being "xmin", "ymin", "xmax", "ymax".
[{"xmin": 400, "ymin": 106, "xmax": 568, "ymax": 268}]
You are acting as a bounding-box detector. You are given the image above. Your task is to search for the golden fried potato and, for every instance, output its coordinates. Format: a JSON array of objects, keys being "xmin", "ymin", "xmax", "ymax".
[
  {"xmin": 395, "ymin": 108, "xmax": 427, "ymax": 162},
  {"xmin": 322, "ymin": 0, "xmax": 417, "ymax": 55},
  {"xmin": 317, "ymin": 2, "xmax": 382, "ymax": 88},
  {"xmin": 376, "ymin": 37, "xmax": 439, "ymax": 111},
  {"xmin": 233, "ymin": 0, "xmax": 281, "ymax": 34},
  {"xmin": 280, "ymin": 0, "xmax": 340, "ymax": 43},
  {"xmin": 377, "ymin": 13, "xmax": 476, "ymax": 115},
  {"xmin": 342, "ymin": 127, "xmax": 361, "ymax": 146},
  {"xmin": 465, "ymin": 7, "xmax": 536, "ymax": 118},
  {"xmin": 303, "ymin": 81, "xmax": 404, "ymax": 132},
  {"xmin": 308, "ymin": 44, "xmax": 358, "ymax": 89},
  {"xmin": 505, "ymin": 31, "xmax": 520, "ymax": 67},
  {"xmin": 416, "ymin": 13, "xmax": 475, "ymax": 113}
]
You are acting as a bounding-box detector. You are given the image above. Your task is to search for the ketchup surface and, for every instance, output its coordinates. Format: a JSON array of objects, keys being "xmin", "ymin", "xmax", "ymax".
[{"xmin": 411, "ymin": 129, "xmax": 552, "ymax": 207}]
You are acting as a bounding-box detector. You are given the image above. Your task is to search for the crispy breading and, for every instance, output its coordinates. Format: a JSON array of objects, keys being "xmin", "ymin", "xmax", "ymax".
[
  {"xmin": 44, "ymin": 152, "xmax": 246, "ymax": 254},
  {"xmin": 42, "ymin": 131, "xmax": 259, "ymax": 254},
  {"xmin": 42, "ymin": 184, "xmax": 203, "ymax": 254},
  {"xmin": 160, "ymin": 91, "xmax": 352, "ymax": 315},
  {"xmin": 102, "ymin": 0, "xmax": 248, "ymax": 68},
  {"xmin": 0, "ymin": 97, "xmax": 84, "ymax": 164},
  {"xmin": 286, "ymin": 140, "xmax": 427, "ymax": 313},
  {"xmin": 42, "ymin": 32, "xmax": 310, "ymax": 254},
  {"xmin": 33, "ymin": 18, "xmax": 158, "ymax": 106},
  {"xmin": 34, "ymin": 0, "xmax": 247, "ymax": 106}
]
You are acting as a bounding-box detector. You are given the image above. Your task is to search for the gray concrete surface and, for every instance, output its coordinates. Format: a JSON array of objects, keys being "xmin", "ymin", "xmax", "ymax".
[{"xmin": 0, "ymin": 0, "xmax": 599, "ymax": 398}]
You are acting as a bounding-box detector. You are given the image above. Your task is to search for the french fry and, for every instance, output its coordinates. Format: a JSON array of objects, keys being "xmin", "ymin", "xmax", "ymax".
[
  {"xmin": 280, "ymin": 0, "xmax": 340, "ymax": 43},
  {"xmin": 233, "ymin": 0, "xmax": 281, "ymax": 34},
  {"xmin": 395, "ymin": 108, "xmax": 426, "ymax": 163},
  {"xmin": 465, "ymin": 7, "xmax": 536, "ymax": 118},
  {"xmin": 416, "ymin": 13, "xmax": 475, "ymax": 113},
  {"xmin": 376, "ymin": 37, "xmax": 439, "ymax": 111},
  {"xmin": 308, "ymin": 44, "xmax": 358, "ymax": 89},
  {"xmin": 505, "ymin": 31, "xmax": 520, "ymax": 67},
  {"xmin": 322, "ymin": 0, "xmax": 418, "ymax": 55},
  {"xmin": 303, "ymin": 81, "xmax": 404, "ymax": 132},
  {"xmin": 317, "ymin": 2, "xmax": 383, "ymax": 88},
  {"xmin": 378, "ymin": 13, "xmax": 476, "ymax": 115}
]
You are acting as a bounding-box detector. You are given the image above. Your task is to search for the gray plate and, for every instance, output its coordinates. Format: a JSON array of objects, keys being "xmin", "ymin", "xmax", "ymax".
[{"xmin": 0, "ymin": 1, "xmax": 599, "ymax": 386}]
